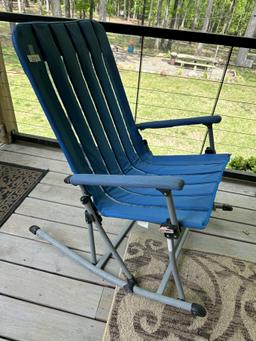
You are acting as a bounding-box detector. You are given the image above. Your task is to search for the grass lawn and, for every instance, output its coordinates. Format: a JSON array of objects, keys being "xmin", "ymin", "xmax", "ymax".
[{"xmin": 1, "ymin": 22, "xmax": 255, "ymax": 158}]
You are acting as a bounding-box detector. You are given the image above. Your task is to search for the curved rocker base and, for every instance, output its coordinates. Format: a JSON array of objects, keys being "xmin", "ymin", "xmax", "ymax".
[{"xmin": 29, "ymin": 225, "xmax": 207, "ymax": 318}]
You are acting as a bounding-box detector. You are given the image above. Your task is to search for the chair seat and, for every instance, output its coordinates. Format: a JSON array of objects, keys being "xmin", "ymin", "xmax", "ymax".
[{"xmin": 95, "ymin": 153, "xmax": 230, "ymax": 229}]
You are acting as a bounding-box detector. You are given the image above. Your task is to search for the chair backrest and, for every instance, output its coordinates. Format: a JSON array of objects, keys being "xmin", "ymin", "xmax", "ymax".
[{"xmin": 12, "ymin": 20, "xmax": 149, "ymax": 182}]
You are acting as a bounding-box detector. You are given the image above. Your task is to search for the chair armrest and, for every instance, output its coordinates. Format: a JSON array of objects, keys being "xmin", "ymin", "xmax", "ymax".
[
  {"xmin": 136, "ymin": 115, "xmax": 221, "ymax": 131},
  {"xmin": 65, "ymin": 174, "xmax": 185, "ymax": 191}
]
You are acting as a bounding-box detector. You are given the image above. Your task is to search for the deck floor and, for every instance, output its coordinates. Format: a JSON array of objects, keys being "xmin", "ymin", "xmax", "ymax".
[{"xmin": 0, "ymin": 141, "xmax": 255, "ymax": 341}]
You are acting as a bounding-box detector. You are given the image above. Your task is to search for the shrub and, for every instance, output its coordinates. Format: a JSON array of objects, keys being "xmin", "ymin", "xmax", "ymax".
[{"xmin": 229, "ymin": 156, "xmax": 256, "ymax": 173}]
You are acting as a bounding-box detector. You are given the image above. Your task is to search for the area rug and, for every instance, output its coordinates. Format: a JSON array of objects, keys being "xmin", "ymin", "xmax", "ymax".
[
  {"xmin": 103, "ymin": 226, "xmax": 256, "ymax": 341},
  {"xmin": 0, "ymin": 161, "xmax": 48, "ymax": 226}
]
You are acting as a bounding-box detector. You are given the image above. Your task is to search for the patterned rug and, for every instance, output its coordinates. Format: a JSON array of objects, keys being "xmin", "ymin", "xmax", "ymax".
[
  {"xmin": 103, "ymin": 226, "xmax": 256, "ymax": 341},
  {"xmin": 0, "ymin": 161, "xmax": 48, "ymax": 226}
]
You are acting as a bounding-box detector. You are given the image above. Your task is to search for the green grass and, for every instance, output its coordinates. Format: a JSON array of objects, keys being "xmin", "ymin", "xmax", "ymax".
[{"xmin": 2, "ymin": 29, "xmax": 256, "ymax": 158}]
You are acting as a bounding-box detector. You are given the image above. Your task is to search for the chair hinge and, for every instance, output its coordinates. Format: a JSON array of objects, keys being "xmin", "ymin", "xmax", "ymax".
[
  {"xmin": 85, "ymin": 210, "xmax": 95, "ymax": 224},
  {"xmin": 160, "ymin": 219, "xmax": 181, "ymax": 239},
  {"xmin": 205, "ymin": 146, "xmax": 216, "ymax": 154},
  {"xmin": 80, "ymin": 195, "xmax": 102, "ymax": 223},
  {"xmin": 123, "ymin": 277, "xmax": 136, "ymax": 293}
]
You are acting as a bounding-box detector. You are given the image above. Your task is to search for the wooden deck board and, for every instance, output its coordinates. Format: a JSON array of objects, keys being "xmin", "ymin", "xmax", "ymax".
[
  {"xmin": 0, "ymin": 261, "xmax": 103, "ymax": 318},
  {"xmin": 0, "ymin": 141, "xmax": 255, "ymax": 340},
  {"xmin": 15, "ymin": 197, "xmax": 129, "ymax": 235},
  {"xmin": 0, "ymin": 295, "xmax": 105, "ymax": 341},
  {"xmin": 0, "ymin": 233, "xmax": 120, "ymax": 286},
  {"xmin": 1, "ymin": 214, "xmax": 128, "ymax": 256}
]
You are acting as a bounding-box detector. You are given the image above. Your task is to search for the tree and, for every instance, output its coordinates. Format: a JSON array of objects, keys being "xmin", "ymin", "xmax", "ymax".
[
  {"xmin": 148, "ymin": 0, "xmax": 155, "ymax": 25},
  {"xmin": 99, "ymin": 0, "xmax": 108, "ymax": 21},
  {"xmin": 236, "ymin": 5, "xmax": 256, "ymax": 66},
  {"xmin": 172, "ymin": 0, "xmax": 183, "ymax": 29},
  {"xmin": 51, "ymin": 0, "xmax": 62, "ymax": 16},
  {"xmin": 154, "ymin": 0, "xmax": 163, "ymax": 48},
  {"xmin": 2, "ymin": 0, "xmax": 15, "ymax": 32},
  {"xmin": 65, "ymin": 0, "xmax": 71, "ymax": 17},
  {"xmin": 191, "ymin": 0, "xmax": 200, "ymax": 31},
  {"xmin": 18, "ymin": 0, "xmax": 25, "ymax": 13},
  {"xmin": 196, "ymin": 0, "xmax": 214, "ymax": 54},
  {"xmin": 38, "ymin": 0, "xmax": 43, "ymax": 15}
]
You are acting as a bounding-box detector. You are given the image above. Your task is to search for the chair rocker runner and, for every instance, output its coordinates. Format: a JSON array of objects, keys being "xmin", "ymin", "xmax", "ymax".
[{"xmin": 12, "ymin": 19, "xmax": 232, "ymax": 317}]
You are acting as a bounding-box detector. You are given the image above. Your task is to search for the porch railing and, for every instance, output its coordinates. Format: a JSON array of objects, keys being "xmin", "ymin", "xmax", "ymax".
[{"xmin": 0, "ymin": 11, "xmax": 255, "ymax": 181}]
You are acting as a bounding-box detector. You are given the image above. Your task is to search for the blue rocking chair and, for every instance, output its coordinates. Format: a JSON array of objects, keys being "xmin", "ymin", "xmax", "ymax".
[{"xmin": 12, "ymin": 20, "xmax": 231, "ymax": 317}]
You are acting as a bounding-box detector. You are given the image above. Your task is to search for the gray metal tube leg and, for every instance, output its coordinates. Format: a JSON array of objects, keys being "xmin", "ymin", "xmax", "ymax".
[
  {"xmin": 87, "ymin": 221, "xmax": 97, "ymax": 265},
  {"xmin": 94, "ymin": 219, "xmax": 134, "ymax": 280},
  {"xmin": 167, "ymin": 238, "xmax": 185, "ymax": 300}
]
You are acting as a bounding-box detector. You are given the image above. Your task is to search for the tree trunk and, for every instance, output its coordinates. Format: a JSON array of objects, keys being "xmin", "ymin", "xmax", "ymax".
[
  {"xmin": 51, "ymin": 0, "xmax": 62, "ymax": 16},
  {"xmin": 154, "ymin": 0, "xmax": 163, "ymax": 49},
  {"xmin": 172, "ymin": 0, "xmax": 183, "ymax": 29},
  {"xmin": 222, "ymin": 0, "xmax": 236, "ymax": 34},
  {"xmin": 133, "ymin": 0, "xmax": 137, "ymax": 19},
  {"xmin": 197, "ymin": 0, "xmax": 214, "ymax": 55},
  {"xmin": 38, "ymin": 0, "xmax": 43, "ymax": 15},
  {"xmin": 191, "ymin": 0, "xmax": 200, "ymax": 31},
  {"xmin": 123, "ymin": 0, "xmax": 127, "ymax": 19},
  {"xmin": 70, "ymin": 0, "xmax": 75, "ymax": 17},
  {"xmin": 127, "ymin": 0, "xmax": 131, "ymax": 20},
  {"xmin": 2, "ymin": 0, "xmax": 15, "ymax": 32},
  {"xmin": 161, "ymin": 0, "xmax": 170, "ymax": 49},
  {"xmin": 89, "ymin": 0, "xmax": 94, "ymax": 19},
  {"xmin": 64, "ymin": 0, "xmax": 70, "ymax": 18},
  {"xmin": 18, "ymin": 0, "xmax": 25, "ymax": 13},
  {"xmin": 180, "ymin": 1, "xmax": 192, "ymax": 29},
  {"xmin": 236, "ymin": 6, "xmax": 256, "ymax": 66},
  {"xmin": 46, "ymin": 0, "xmax": 50, "ymax": 14},
  {"xmin": 99, "ymin": 0, "xmax": 107, "ymax": 21},
  {"xmin": 148, "ymin": 0, "xmax": 154, "ymax": 25},
  {"xmin": 3, "ymin": 0, "xmax": 12, "ymax": 11}
]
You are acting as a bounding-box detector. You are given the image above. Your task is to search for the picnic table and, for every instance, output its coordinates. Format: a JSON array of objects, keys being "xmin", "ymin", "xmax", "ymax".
[{"xmin": 169, "ymin": 52, "xmax": 217, "ymax": 71}]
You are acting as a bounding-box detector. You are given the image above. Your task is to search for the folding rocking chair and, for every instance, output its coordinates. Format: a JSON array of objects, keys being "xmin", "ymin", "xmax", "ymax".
[{"xmin": 12, "ymin": 20, "xmax": 232, "ymax": 317}]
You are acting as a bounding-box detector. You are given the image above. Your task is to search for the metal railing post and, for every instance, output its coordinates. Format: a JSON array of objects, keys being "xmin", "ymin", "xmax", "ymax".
[
  {"xmin": 199, "ymin": 46, "xmax": 233, "ymax": 154},
  {"xmin": 134, "ymin": 36, "xmax": 144, "ymax": 122}
]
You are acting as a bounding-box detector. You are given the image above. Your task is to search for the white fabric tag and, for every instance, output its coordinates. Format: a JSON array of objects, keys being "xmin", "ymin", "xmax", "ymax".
[
  {"xmin": 27, "ymin": 54, "xmax": 41, "ymax": 63},
  {"xmin": 137, "ymin": 221, "xmax": 149, "ymax": 229}
]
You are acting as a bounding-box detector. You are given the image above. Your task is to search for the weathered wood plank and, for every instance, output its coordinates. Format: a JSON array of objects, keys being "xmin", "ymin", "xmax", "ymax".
[
  {"xmin": 0, "ymin": 150, "xmax": 70, "ymax": 173},
  {"xmin": 0, "ymin": 261, "xmax": 103, "ymax": 318},
  {"xmin": 0, "ymin": 295, "xmax": 105, "ymax": 341},
  {"xmin": 197, "ymin": 218, "xmax": 256, "ymax": 243},
  {"xmin": 2, "ymin": 141, "xmax": 66, "ymax": 161},
  {"xmin": 42, "ymin": 171, "xmax": 75, "ymax": 188},
  {"xmin": 215, "ymin": 190, "xmax": 256, "ymax": 210},
  {"xmin": 219, "ymin": 179, "xmax": 256, "ymax": 197},
  {"xmin": 185, "ymin": 230, "xmax": 256, "ymax": 262},
  {"xmin": 30, "ymin": 183, "xmax": 83, "ymax": 208},
  {"xmin": 95, "ymin": 287, "xmax": 115, "ymax": 322},
  {"xmin": 212, "ymin": 206, "xmax": 256, "ymax": 227},
  {"xmin": 0, "ymin": 233, "xmax": 119, "ymax": 286},
  {"xmin": 16, "ymin": 197, "xmax": 130, "ymax": 235},
  {"xmin": 1, "ymin": 214, "xmax": 128, "ymax": 256}
]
